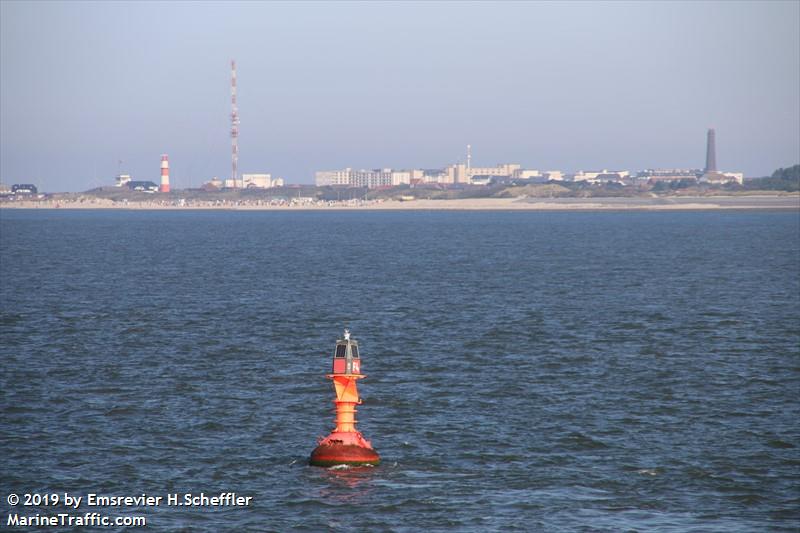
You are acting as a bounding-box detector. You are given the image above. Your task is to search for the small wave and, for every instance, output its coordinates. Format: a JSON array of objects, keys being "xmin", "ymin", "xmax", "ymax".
[
  {"xmin": 174, "ymin": 381, "xmax": 198, "ymax": 393},
  {"xmin": 327, "ymin": 463, "xmax": 377, "ymax": 470},
  {"xmin": 105, "ymin": 406, "xmax": 136, "ymax": 416},
  {"xmin": 560, "ymin": 432, "xmax": 609, "ymax": 450},
  {"xmin": 728, "ymin": 493, "xmax": 765, "ymax": 505},
  {"xmin": 614, "ymin": 322, "xmax": 645, "ymax": 330},
  {"xmin": 196, "ymin": 421, "xmax": 225, "ymax": 431},
  {"xmin": 0, "ymin": 312, "xmax": 24, "ymax": 326}
]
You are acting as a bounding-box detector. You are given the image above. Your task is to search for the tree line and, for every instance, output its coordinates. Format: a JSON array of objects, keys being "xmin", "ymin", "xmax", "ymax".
[{"xmin": 744, "ymin": 164, "xmax": 800, "ymax": 192}]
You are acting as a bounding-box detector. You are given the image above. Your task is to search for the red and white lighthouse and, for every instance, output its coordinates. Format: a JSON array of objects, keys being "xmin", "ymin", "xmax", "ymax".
[{"xmin": 160, "ymin": 154, "xmax": 170, "ymax": 193}]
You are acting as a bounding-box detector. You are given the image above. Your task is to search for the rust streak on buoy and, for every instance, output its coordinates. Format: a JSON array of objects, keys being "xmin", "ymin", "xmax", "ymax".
[{"xmin": 310, "ymin": 329, "xmax": 380, "ymax": 467}]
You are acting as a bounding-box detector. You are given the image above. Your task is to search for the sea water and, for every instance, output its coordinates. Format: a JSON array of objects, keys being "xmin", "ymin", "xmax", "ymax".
[{"xmin": 1, "ymin": 209, "xmax": 798, "ymax": 531}]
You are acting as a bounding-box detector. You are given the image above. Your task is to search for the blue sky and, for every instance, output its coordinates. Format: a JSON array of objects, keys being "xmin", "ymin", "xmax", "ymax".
[{"xmin": 1, "ymin": 1, "xmax": 798, "ymax": 191}]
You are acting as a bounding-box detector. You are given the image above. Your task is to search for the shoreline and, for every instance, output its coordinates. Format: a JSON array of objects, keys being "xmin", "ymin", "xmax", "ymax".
[{"xmin": 1, "ymin": 195, "xmax": 798, "ymax": 211}]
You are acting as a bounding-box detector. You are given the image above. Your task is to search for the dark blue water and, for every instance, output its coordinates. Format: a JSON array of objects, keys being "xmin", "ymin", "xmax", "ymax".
[{"xmin": 1, "ymin": 209, "xmax": 798, "ymax": 532}]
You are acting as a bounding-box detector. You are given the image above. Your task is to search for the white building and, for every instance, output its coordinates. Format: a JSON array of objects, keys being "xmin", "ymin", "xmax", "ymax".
[
  {"xmin": 573, "ymin": 169, "xmax": 630, "ymax": 182},
  {"xmin": 315, "ymin": 162, "xmax": 544, "ymax": 188},
  {"xmin": 315, "ymin": 169, "xmax": 352, "ymax": 186},
  {"xmin": 352, "ymin": 169, "xmax": 393, "ymax": 188},
  {"xmin": 316, "ymin": 168, "xmax": 410, "ymax": 188},
  {"xmin": 470, "ymin": 176, "xmax": 493, "ymax": 185},
  {"xmin": 637, "ymin": 169, "xmax": 699, "ymax": 182},
  {"xmin": 513, "ymin": 169, "xmax": 541, "ymax": 180},
  {"xmin": 242, "ymin": 173, "xmax": 271, "ymax": 188},
  {"xmin": 723, "ymin": 172, "xmax": 744, "ymax": 184},
  {"xmin": 391, "ymin": 171, "xmax": 411, "ymax": 186},
  {"xmin": 240, "ymin": 173, "xmax": 284, "ymax": 188},
  {"xmin": 115, "ymin": 174, "xmax": 132, "ymax": 187},
  {"xmin": 447, "ymin": 163, "xmax": 522, "ymax": 184},
  {"xmin": 701, "ymin": 171, "xmax": 744, "ymax": 185},
  {"xmin": 214, "ymin": 174, "xmax": 283, "ymax": 189},
  {"xmin": 417, "ymin": 169, "xmax": 450, "ymax": 184},
  {"xmin": 543, "ymin": 171, "xmax": 564, "ymax": 181},
  {"xmin": 204, "ymin": 177, "xmax": 224, "ymax": 189}
]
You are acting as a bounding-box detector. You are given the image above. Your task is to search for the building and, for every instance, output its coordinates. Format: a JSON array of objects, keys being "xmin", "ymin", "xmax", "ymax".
[
  {"xmin": 315, "ymin": 169, "xmax": 353, "ymax": 186},
  {"xmin": 315, "ymin": 162, "xmax": 543, "ymax": 188},
  {"xmin": 242, "ymin": 173, "xmax": 269, "ymax": 188},
  {"xmin": 469, "ymin": 175, "xmax": 493, "ymax": 185},
  {"xmin": 543, "ymin": 171, "xmax": 564, "ymax": 181},
  {"xmin": 203, "ymin": 177, "xmax": 224, "ymax": 190},
  {"xmin": 391, "ymin": 171, "xmax": 411, "ymax": 186},
  {"xmin": 241, "ymin": 173, "xmax": 283, "ymax": 188},
  {"xmin": 217, "ymin": 173, "xmax": 284, "ymax": 189},
  {"xmin": 703, "ymin": 172, "xmax": 744, "ymax": 185},
  {"xmin": 410, "ymin": 169, "xmax": 425, "ymax": 182},
  {"xmin": 513, "ymin": 169, "xmax": 541, "ymax": 180},
  {"xmin": 316, "ymin": 168, "xmax": 412, "ymax": 188},
  {"xmin": 115, "ymin": 174, "xmax": 132, "ymax": 187},
  {"xmin": 419, "ymin": 169, "xmax": 449, "ymax": 184},
  {"xmin": 127, "ymin": 181, "xmax": 159, "ymax": 193},
  {"xmin": 447, "ymin": 163, "xmax": 521, "ymax": 184},
  {"xmin": 573, "ymin": 170, "xmax": 630, "ymax": 183},
  {"xmin": 637, "ymin": 169, "xmax": 700, "ymax": 183},
  {"xmin": 354, "ymin": 169, "xmax": 393, "ymax": 188},
  {"xmin": 11, "ymin": 183, "xmax": 38, "ymax": 194}
]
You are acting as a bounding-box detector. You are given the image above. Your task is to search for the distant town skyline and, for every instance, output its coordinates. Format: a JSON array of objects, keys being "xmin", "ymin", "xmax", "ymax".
[{"xmin": 1, "ymin": 1, "xmax": 798, "ymax": 192}]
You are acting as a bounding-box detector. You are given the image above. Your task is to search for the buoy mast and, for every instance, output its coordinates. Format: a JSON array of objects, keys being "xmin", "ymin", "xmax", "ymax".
[{"xmin": 309, "ymin": 330, "xmax": 380, "ymax": 467}]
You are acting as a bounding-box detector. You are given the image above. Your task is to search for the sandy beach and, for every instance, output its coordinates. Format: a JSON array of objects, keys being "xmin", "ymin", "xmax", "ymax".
[
  {"xmin": 359, "ymin": 195, "xmax": 800, "ymax": 211},
  {"xmin": 2, "ymin": 194, "xmax": 798, "ymax": 211}
]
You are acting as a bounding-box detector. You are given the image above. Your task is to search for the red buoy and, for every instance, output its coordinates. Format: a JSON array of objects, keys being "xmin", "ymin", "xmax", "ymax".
[{"xmin": 310, "ymin": 330, "xmax": 380, "ymax": 467}]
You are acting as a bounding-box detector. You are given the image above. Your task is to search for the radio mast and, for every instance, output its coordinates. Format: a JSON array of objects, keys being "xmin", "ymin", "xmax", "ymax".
[{"xmin": 231, "ymin": 59, "xmax": 240, "ymax": 188}]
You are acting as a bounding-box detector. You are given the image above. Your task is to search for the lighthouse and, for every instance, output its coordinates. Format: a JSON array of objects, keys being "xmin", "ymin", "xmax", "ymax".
[
  {"xmin": 309, "ymin": 330, "xmax": 380, "ymax": 467},
  {"xmin": 160, "ymin": 154, "xmax": 170, "ymax": 193}
]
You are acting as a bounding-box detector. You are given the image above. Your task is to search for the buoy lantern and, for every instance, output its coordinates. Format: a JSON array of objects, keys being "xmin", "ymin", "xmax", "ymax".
[{"xmin": 309, "ymin": 330, "xmax": 380, "ymax": 467}]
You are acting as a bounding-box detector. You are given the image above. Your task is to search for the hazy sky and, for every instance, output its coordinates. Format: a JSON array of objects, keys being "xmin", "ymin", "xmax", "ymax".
[{"xmin": 1, "ymin": 1, "xmax": 798, "ymax": 191}]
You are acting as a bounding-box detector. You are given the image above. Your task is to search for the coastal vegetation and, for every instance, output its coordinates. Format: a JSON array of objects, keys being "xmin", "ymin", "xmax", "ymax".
[{"xmin": 742, "ymin": 164, "xmax": 800, "ymax": 192}]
